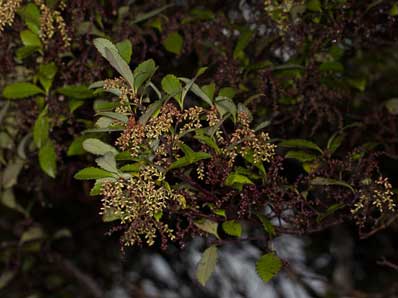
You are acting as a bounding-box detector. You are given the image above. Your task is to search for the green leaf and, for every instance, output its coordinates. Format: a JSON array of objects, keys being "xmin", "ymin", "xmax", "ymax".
[
  {"xmin": 256, "ymin": 253, "xmax": 282, "ymax": 283},
  {"xmin": 285, "ymin": 151, "xmax": 317, "ymax": 163},
  {"xmin": 116, "ymin": 39, "xmax": 133, "ymax": 64},
  {"xmin": 57, "ymin": 85, "xmax": 94, "ymax": 99},
  {"xmin": 82, "ymin": 138, "xmax": 118, "ymax": 156},
  {"xmin": 225, "ymin": 172, "xmax": 253, "ymax": 191},
  {"xmin": 385, "ymin": 98, "xmax": 398, "ymax": 115},
  {"xmin": 102, "ymin": 207, "xmax": 121, "ymax": 222},
  {"xmin": 163, "ymin": 31, "xmax": 184, "ymax": 55},
  {"xmin": 306, "ymin": 0, "xmax": 322, "ymax": 11},
  {"xmin": 95, "ymin": 152, "xmax": 118, "ymax": 173},
  {"xmin": 256, "ymin": 214, "xmax": 276, "ymax": 237},
  {"xmin": 16, "ymin": 45, "xmax": 40, "ymax": 60},
  {"xmin": 194, "ymin": 134, "xmax": 220, "ymax": 153},
  {"xmin": 132, "ymin": 4, "xmax": 173, "ymax": 23},
  {"xmin": 74, "ymin": 167, "xmax": 115, "ymax": 180},
  {"xmin": 1, "ymin": 188, "xmax": 27, "ymax": 216},
  {"xmin": 326, "ymin": 133, "xmax": 344, "ymax": 154},
  {"xmin": 18, "ymin": 3, "xmax": 41, "ymax": 27},
  {"xmin": 33, "ymin": 110, "xmax": 49, "ymax": 148},
  {"xmin": 219, "ymin": 87, "xmax": 236, "ymax": 99},
  {"xmin": 139, "ymin": 99, "xmax": 164, "ymax": 125},
  {"xmin": 196, "ymin": 246, "xmax": 218, "ymax": 287},
  {"xmin": 162, "ymin": 74, "xmax": 183, "ymax": 107},
  {"xmin": 38, "ymin": 63, "xmax": 57, "ymax": 93},
  {"xmin": 3, "ymin": 82, "xmax": 44, "ymax": 99},
  {"xmin": 133, "ymin": 59, "xmax": 156, "ymax": 91},
  {"xmin": 178, "ymin": 78, "xmax": 213, "ymax": 106},
  {"xmin": 215, "ymin": 97, "xmax": 237, "ymax": 122},
  {"xmin": 93, "ymin": 38, "xmax": 135, "ymax": 88},
  {"xmin": 39, "ymin": 139, "xmax": 57, "ymax": 178},
  {"xmin": 279, "ymin": 139, "xmax": 323, "ymax": 153},
  {"xmin": 2, "ymin": 159, "xmax": 25, "ymax": 188},
  {"xmin": 202, "ymin": 83, "xmax": 216, "ymax": 101},
  {"xmin": 20, "ymin": 226, "xmax": 45, "ymax": 244},
  {"xmin": 89, "ymin": 178, "xmax": 116, "ymax": 196},
  {"xmin": 0, "ymin": 270, "xmax": 15, "ymax": 289},
  {"xmin": 119, "ymin": 163, "xmax": 141, "ymax": 172},
  {"xmin": 169, "ymin": 146, "xmax": 211, "ymax": 170},
  {"xmin": 317, "ymin": 203, "xmax": 345, "ymax": 222},
  {"xmin": 67, "ymin": 136, "xmax": 88, "ymax": 156},
  {"xmin": 194, "ymin": 219, "xmax": 219, "ymax": 239},
  {"xmin": 310, "ymin": 177, "xmax": 355, "ymax": 193},
  {"xmin": 96, "ymin": 111, "xmax": 129, "ymax": 123},
  {"xmin": 222, "ymin": 220, "xmax": 242, "ymax": 237},
  {"xmin": 20, "ymin": 30, "xmax": 42, "ymax": 47},
  {"xmin": 233, "ymin": 28, "xmax": 253, "ymax": 60}
]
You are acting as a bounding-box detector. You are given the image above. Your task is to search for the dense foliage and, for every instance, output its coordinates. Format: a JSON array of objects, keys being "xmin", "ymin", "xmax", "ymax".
[{"xmin": 1, "ymin": 0, "xmax": 398, "ymax": 297}]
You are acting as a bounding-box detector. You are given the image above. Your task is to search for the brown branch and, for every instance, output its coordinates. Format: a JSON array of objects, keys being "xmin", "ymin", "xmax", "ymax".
[
  {"xmin": 360, "ymin": 214, "xmax": 398, "ymax": 239},
  {"xmin": 377, "ymin": 257, "xmax": 398, "ymax": 272},
  {"xmin": 49, "ymin": 252, "xmax": 104, "ymax": 298}
]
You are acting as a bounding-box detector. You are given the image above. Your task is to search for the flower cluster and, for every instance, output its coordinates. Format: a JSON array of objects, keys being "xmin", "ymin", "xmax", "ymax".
[
  {"xmin": 34, "ymin": 0, "xmax": 71, "ymax": 47},
  {"xmin": 351, "ymin": 176, "xmax": 397, "ymax": 226},
  {"xmin": 263, "ymin": 0, "xmax": 304, "ymax": 31},
  {"xmin": 224, "ymin": 112, "xmax": 276, "ymax": 167},
  {"xmin": 0, "ymin": 0, "xmax": 22, "ymax": 33},
  {"xmin": 100, "ymin": 165, "xmax": 185, "ymax": 246}
]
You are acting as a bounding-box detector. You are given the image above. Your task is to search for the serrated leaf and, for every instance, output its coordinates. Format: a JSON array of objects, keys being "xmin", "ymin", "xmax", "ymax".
[
  {"xmin": 105, "ymin": 47, "xmax": 135, "ymax": 88},
  {"xmin": 116, "ymin": 39, "xmax": 132, "ymax": 64},
  {"xmin": 163, "ymin": 31, "xmax": 183, "ymax": 55},
  {"xmin": 310, "ymin": 177, "xmax": 354, "ymax": 193},
  {"xmin": 279, "ymin": 139, "xmax": 323, "ymax": 153},
  {"xmin": 82, "ymin": 138, "xmax": 118, "ymax": 156},
  {"xmin": 222, "ymin": 220, "xmax": 242, "ymax": 237},
  {"xmin": 74, "ymin": 167, "xmax": 115, "ymax": 180},
  {"xmin": 95, "ymin": 152, "xmax": 118, "ymax": 173},
  {"xmin": 3, "ymin": 83, "xmax": 44, "ymax": 99},
  {"xmin": 195, "ymin": 246, "xmax": 218, "ymax": 287},
  {"xmin": 39, "ymin": 139, "xmax": 57, "ymax": 178},
  {"xmin": 94, "ymin": 38, "xmax": 134, "ymax": 88},
  {"xmin": 194, "ymin": 219, "xmax": 219, "ymax": 239},
  {"xmin": 256, "ymin": 253, "xmax": 282, "ymax": 283}
]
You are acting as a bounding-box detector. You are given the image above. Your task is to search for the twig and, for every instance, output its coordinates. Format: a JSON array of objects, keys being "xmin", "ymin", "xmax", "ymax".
[
  {"xmin": 360, "ymin": 214, "xmax": 398, "ymax": 239},
  {"xmin": 377, "ymin": 257, "xmax": 398, "ymax": 272},
  {"xmin": 49, "ymin": 252, "xmax": 104, "ymax": 298}
]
